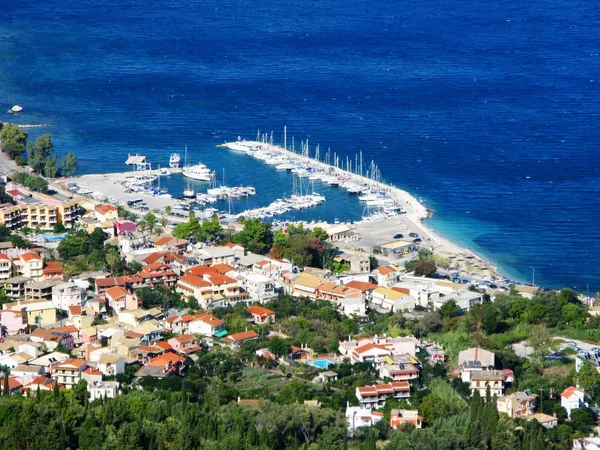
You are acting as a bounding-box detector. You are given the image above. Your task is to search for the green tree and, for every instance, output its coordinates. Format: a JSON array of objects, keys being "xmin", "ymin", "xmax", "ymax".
[
  {"xmin": 439, "ymin": 300, "xmax": 461, "ymax": 319},
  {"xmin": 61, "ymin": 152, "xmax": 77, "ymax": 177},
  {"xmin": 577, "ymin": 362, "xmax": 600, "ymax": 401},
  {"xmin": 144, "ymin": 212, "xmax": 157, "ymax": 236},
  {"xmin": 44, "ymin": 155, "xmax": 58, "ymax": 178},
  {"xmin": 368, "ymin": 255, "xmax": 379, "ymax": 271},
  {"xmin": 413, "ymin": 261, "xmax": 436, "ymax": 277},
  {"xmin": 0, "ymin": 124, "xmax": 27, "ymax": 159},
  {"xmin": 105, "ymin": 249, "xmax": 121, "ymax": 276},
  {"xmin": 233, "ymin": 218, "xmax": 273, "ymax": 254}
]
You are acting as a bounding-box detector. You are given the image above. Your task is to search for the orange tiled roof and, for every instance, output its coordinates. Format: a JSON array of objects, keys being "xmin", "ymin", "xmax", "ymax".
[
  {"xmin": 104, "ymin": 286, "xmax": 128, "ymax": 300},
  {"xmin": 223, "ymin": 330, "xmax": 258, "ymax": 343},
  {"xmin": 246, "ymin": 305, "xmax": 275, "ymax": 317},
  {"xmin": 95, "ymin": 204, "xmax": 117, "ymax": 215},
  {"xmin": 148, "ymin": 352, "xmax": 186, "ymax": 366},
  {"xmin": 20, "ymin": 252, "xmax": 42, "ymax": 262},
  {"xmin": 345, "ymin": 280, "xmax": 378, "ymax": 292},
  {"xmin": 377, "ymin": 266, "xmax": 397, "ymax": 275},
  {"xmin": 178, "ymin": 274, "xmax": 211, "ymax": 288}
]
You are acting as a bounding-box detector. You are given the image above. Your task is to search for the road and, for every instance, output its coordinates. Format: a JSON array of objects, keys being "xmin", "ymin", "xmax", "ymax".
[{"xmin": 512, "ymin": 336, "xmax": 599, "ymax": 359}]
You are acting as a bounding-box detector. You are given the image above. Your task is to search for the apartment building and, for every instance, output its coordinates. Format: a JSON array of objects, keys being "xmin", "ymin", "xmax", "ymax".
[
  {"xmin": 0, "ymin": 199, "xmax": 81, "ymax": 230},
  {"xmin": 496, "ymin": 391, "xmax": 537, "ymax": 418},
  {"xmin": 355, "ymin": 382, "xmax": 411, "ymax": 409},
  {"xmin": 51, "ymin": 359, "xmax": 88, "ymax": 388}
]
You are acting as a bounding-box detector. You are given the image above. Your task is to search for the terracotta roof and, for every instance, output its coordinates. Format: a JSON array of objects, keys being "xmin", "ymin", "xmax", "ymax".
[
  {"xmin": 82, "ymin": 367, "xmax": 103, "ymax": 376},
  {"xmin": 2, "ymin": 377, "xmax": 22, "ymax": 391},
  {"xmin": 203, "ymin": 273, "xmax": 237, "ymax": 285},
  {"xmin": 55, "ymin": 358, "xmax": 87, "ymax": 369},
  {"xmin": 223, "ymin": 330, "xmax": 258, "ymax": 343},
  {"xmin": 178, "ymin": 274, "xmax": 211, "ymax": 288},
  {"xmin": 68, "ymin": 305, "xmax": 82, "ymax": 316},
  {"xmin": 20, "ymin": 252, "xmax": 42, "ymax": 262},
  {"xmin": 104, "ymin": 286, "xmax": 129, "ymax": 300},
  {"xmin": 50, "ymin": 325, "xmax": 78, "ymax": 334},
  {"xmin": 357, "ymin": 382, "xmax": 410, "ymax": 397},
  {"xmin": 377, "ymin": 266, "xmax": 397, "ymax": 275},
  {"xmin": 246, "ymin": 305, "xmax": 275, "ymax": 318},
  {"xmin": 186, "ymin": 265, "xmax": 216, "ymax": 276},
  {"xmin": 156, "ymin": 341, "xmax": 173, "ymax": 350},
  {"xmin": 143, "ymin": 251, "xmax": 184, "ymax": 264},
  {"xmin": 212, "ymin": 263, "xmax": 235, "ymax": 274},
  {"xmin": 192, "ymin": 313, "xmax": 225, "ymax": 327},
  {"xmin": 353, "ymin": 343, "xmax": 391, "ymax": 356},
  {"xmin": 0, "ymin": 253, "xmax": 10, "ymax": 261},
  {"xmin": 345, "ymin": 280, "xmax": 378, "ymax": 292},
  {"xmin": 172, "ymin": 335, "xmax": 198, "ymax": 344},
  {"xmin": 561, "ymin": 386, "xmax": 584, "ymax": 399},
  {"xmin": 224, "ymin": 242, "xmax": 244, "ymax": 249},
  {"xmin": 95, "ymin": 204, "xmax": 117, "ymax": 215},
  {"xmin": 148, "ymin": 352, "xmax": 186, "ymax": 366}
]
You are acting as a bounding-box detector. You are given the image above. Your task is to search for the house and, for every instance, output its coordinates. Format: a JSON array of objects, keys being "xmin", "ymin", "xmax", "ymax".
[
  {"xmin": 1, "ymin": 276, "xmax": 29, "ymax": 300},
  {"xmin": 290, "ymin": 273, "xmax": 327, "ymax": 300},
  {"xmin": 14, "ymin": 252, "xmax": 43, "ymax": 279},
  {"xmin": 3, "ymin": 300, "xmax": 57, "ymax": 326},
  {"xmin": 165, "ymin": 314, "xmax": 196, "ymax": 335},
  {"xmin": 339, "ymin": 337, "xmax": 418, "ymax": 366},
  {"xmin": 458, "ymin": 347, "xmax": 496, "ymax": 382},
  {"xmin": 135, "ymin": 352, "xmax": 187, "ymax": 378},
  {"xmin": 379, "ymin": 361, "xmax": 420, "ymax": 382},
  {"xmin": 11, "ymin": 364, "xmax": 44, "ymax": 385},
  {"xmin": 241, "ymin": 273, "xmax": 277, "ymax": 302},
  {"xmin": 16, "ymin": 341, "xmax": 44, "ymax": 358},
  {"xmin": 51, "ymin": 358, "xmax": 88, "ymax": 388},
  {"xmin": 95, "ymin": 274, "xmax": 144, "ymax": 293},
  {"xmin": 81, "ymin": 367, "xmax": 103, "ymax": 385},
  {"xmin": 346, "ymin": 405, "xmax": 383, "ymax": 433},
  {"xmin": 350, "ymin": 255, "xmax": 370, "ymax": 274},
  {"xmin": 246, "ymin": 305, "xmax": 276, "ymax": 324},
  {"xmin": 188, "ymin": 313, "xmax": 225, "ymax": 336},
  {"xmin": 119, "ymin": 231, "xmax": 150, "ymax": 253},
  {"xmin": 104, "ymin": 286, "xmax": 138, "ymax": 311},
  {"xmin": 339, "ymin": 297, "xmax": 367, "ymax": 317},
  {"xmin": 469, "ymin": 370, "xmax": 506, "ymax": 398},
  {"xmin": 526, "ymin": 413, "xmax": 557, "ymax": 429},
  {"xmin": 392, "ymin": 281, "xmax": 440, "ymax": 309},
  {"xmin": 371, "ymin": 287, "xmax": 415, "ymax": 312},
  {"xmin": 223, "ymin": 242, "xmax": 245, "ymax": 259},
  {"xmin": 496, "ymin": 391, "xmax": 537, "ymax": 418},
  {"xmin": 88, "ymin": 380, "xmax": 120, "ymax": 402},
  {"xmin": 25, "ymin": 280, "xmax": 62, "ymax": 302},
  {"xmin": 322, "ymin": 224, "xmax": 358, "ymax": 243},
  {"xmin": 196, "ymin": 246, "xmax": 237, "ymax": 266},
  {"xmin": 390, "ymin": 410, "xmax": 422, "ymax": 429},
  {"xmin": 434, "ymin": 289, "xmax": 484, "ymax": 311},
  {"xmin": 24, "ymin": 375, "xmax": 56, "ymax": 392},
  {"xmin": 51, "ymin": 282, "xmax": 82, "ymax": 310},
  {"xmin": 0, "ymin": 377, "xmax": 23, "ymax": 395},
  {"xmin": 345, "ymin": 280, "xmax": 378, "ymax": 302},
  {"xmin": 373, "ymin": 266, "xmax": 400, "ymax": 288},
  {"xmin": 154, "ymin": 235, "xmax": 187, "ymax": 251},
  {"xmin": 30, "ymin": 328, "xmax": 74, "ymax": 351},
  {"xmin": 222, "ymin": 330, "xmax": 259, "ymax": 348},
  {"xmin": 355, "ymin": 382, "xmax": 411, "ymax": 409},
  {"xmin": 176, "ymin": 272, "xmax": 244, "ymax": 309},
  {"xmin": 139, "ymin": 262, "xmax": 178, "ymax": 288},
  {"xmin": 0, "ymin": 309, "xmax": 27, "ymax": 336},
  {"xmin": 42, "ymin": 261, "xmax": 64, "ymax": 280},
  {"xmin": 167, "ymin": 335, "xmax": 201, "ymax": 355},
  {"xmin": 95, "ymin": 353, "xmax": 124, "ymax": 376},
  {"xmin": 561, "ymin": 386, "xmax": 586, "ymax": 418},
  {"xmin": 378, "ymin": 240, "xmax": 418, "ymax": 257},
  {"xmin": 95, "ymin": 204, "xmax": 118, "ymax": 222},
  {"xmin": 573, "ymin": 437, "xmax": 600, "ymax": 450},
  {"xmin": 317, "ymin": 282, "xmax": 362, "ymax": 305}
]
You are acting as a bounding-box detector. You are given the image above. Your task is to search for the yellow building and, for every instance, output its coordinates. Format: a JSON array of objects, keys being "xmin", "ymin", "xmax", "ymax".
[
  {"xmin": 0, "ymin": 199, "xmax": 81, "ymax": 230},
  {"xmin": 3, "ymin": 299, "xmax": 57, "ymax": 326}
]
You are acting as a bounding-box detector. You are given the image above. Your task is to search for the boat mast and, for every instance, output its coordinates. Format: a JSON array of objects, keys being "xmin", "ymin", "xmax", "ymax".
[{"xmin": 284, "ymin": 126, "xmax": 287, "ymax": 150}]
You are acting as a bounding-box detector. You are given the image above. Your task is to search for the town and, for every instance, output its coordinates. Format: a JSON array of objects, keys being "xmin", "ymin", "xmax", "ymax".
[{"xmin": 0, "ymin": 137, "xmax": 598, "ymax": 449}]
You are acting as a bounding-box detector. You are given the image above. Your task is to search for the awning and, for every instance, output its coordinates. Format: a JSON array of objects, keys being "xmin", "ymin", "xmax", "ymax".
[{"xmin": 213, "ymin": 330, "xmax": 228, "ymax": 338}]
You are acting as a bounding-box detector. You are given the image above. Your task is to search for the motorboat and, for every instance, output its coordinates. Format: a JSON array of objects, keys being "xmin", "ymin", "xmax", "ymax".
[
  {"xmin": 169, "ymin": 153, "xmax": 181, "ymax": 168},
  {"xmin": 183, "ymin": 162, "xmax": 211, "ymax": 181}
]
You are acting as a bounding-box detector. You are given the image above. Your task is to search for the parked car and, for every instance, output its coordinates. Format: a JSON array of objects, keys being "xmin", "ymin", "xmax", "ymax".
[
  {"xmin": 409, "ymin": 232, "xmax": 419, "ymax": 238},
  {"xmin": 412, "ymin": 238, "xmax": 422, "ymax": 243},
  {"xmin": 393, "ymin": 233, "xmax": 404, "ymax": 239}
]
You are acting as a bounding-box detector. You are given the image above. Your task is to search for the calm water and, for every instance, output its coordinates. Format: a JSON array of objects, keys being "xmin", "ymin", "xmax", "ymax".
[{"xmin": 1, "ymin": 0, "xmax": 599, "ymax": 291}]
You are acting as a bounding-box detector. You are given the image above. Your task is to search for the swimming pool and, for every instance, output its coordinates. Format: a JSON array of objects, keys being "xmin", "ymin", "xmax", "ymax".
[{"xmin": 311, "ymin": 359, "xmax": 334, "ymax": 369}]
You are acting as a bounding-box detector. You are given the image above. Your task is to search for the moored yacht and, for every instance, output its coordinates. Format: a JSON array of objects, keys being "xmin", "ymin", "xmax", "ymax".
[{"xmin": 183, "ymin": 162, "xmax": 212, "ymax": 181}]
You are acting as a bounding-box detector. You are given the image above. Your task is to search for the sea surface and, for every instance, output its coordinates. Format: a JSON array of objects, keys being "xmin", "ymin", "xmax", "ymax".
[{"xmin": 1, "ymin": 0, "xmax": 599, "ymax": 291}]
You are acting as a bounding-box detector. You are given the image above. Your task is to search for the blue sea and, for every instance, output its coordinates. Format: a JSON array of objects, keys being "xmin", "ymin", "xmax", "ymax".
[{"xmin": 1, "ymin": 0, "xmax": 599, "ymax": 291}]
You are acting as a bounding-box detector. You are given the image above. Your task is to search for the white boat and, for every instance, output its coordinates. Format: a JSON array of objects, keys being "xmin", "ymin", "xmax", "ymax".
[
  {"xmin": 183, "ymin": 162, "xmax": 211, "ymax": 181},
  {"xmin": 183, "ymin": 187, "xmax": 195, "ymax": 198},
  {"xmin": 7, "ymin": 105, "xmax": 23, "ymax": 114},
  {"xmin": 158, "ymin": 167, "xmax": 172, "ymax": 176},
  {"xmin": 275, "ymin": 162, "xmax": 294, "ymax": 171},
  {"xmin": 169, "ymin": 153, "xmax": 181, "ymax": 168}
]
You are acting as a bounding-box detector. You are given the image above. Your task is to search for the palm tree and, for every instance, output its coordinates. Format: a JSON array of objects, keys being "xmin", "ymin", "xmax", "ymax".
[
  {"xmin": 105, "ymin": 249, "xmax": 120, "ymax": 276},
  {"xmin": 144, "ymin": 212, "xmax": 157, "ymax": 236}
]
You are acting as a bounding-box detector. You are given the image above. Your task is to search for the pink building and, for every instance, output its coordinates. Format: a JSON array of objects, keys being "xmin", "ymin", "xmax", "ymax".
[
  {"xmin": 104, "ymin": 286, "xmax": 138, "ymax": 311},
  {"xmin": 167, "ymin": 335, "xmax": 202, "ymax": 355},
  {"xmin": 0, "ymin": 310, "xmax": 27, "ymax": 336}
]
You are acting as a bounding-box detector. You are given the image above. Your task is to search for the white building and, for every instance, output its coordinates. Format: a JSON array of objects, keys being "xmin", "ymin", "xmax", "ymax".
[
  {"xmin": 88, "ymin": 380, "xmax": 120, "ymax": 402},
  {"xmin": 51, "ymin": 282, "xmax": 82, "ymax": 311},
  {"xmin": 242, "ymin": 272, "xmax": 276, "ymax": 302},
  {"xmin": 561, "ymin": 386, "xmax": 586, "ymax": 418},
  {"xmin": 345, "ymin": 405, "xmax": 383, "ymax": 433}
]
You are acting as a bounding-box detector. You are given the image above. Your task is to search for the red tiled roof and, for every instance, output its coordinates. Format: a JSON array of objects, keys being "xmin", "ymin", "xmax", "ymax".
[
  {"xmin": 148, "ymin": 352, "xmax": 186, "ymax": 366},
  {"xmin": 0, "ymin": 253, "xmax": 10, "ymax": 261},
  {"xmin": 192, "ymin": 313, "xmax": 225, "ymax": 327},
  {"xmin": 178, "ymin": 274, "xmax": 211, "ymax": 288},
  {"xmin": 353, "ymin": 343, "xmax": 390, "ymax": 356},
  {"xmin": 204, "ymin": 273, "xmax": 237, "ymax": 285},
  {"xmin": 3, "ymin": 377, "xmax": 22, "ymax": 391},
  {"xmin": 55, "ymin": 358, "xmax": 87, "ymax": 369},
  {"xmin": 223, "ymin": 330, "xmax": 258, "ymax": 343},
  {"xmin": 82, "ymin": 367, "xmax": 103, "ymax": 376},
  {"xmin": 156, "ymin": 341, "xmax": 173, "ymax": 350},
  {"xmin": 172, "ymin": 334, "xmax": 198, "ymax": 344},
  {"xmin": 104, "ymin": 286, "xmax": 128, "ymax": 300},
  {"xmin": 95, "ymin": 204, "xmax": 117, "ymax": 215},
  {"xmin": 377, "ymin": 266, "xmax": 397, "ymax": 275},
  {"xmin": 345, "ymin": 280, "xmax": 378, "ymax": 292},
  {"xmin": 20, "ymin": 251, "xmax": 42, "ymax": 262},
  {"xmin": 43, "ymin": 261, "xmax": 63, "ymax": 275},
  {"xmin": 561, "ymin": 386, "xmax": 583, "ymax": 398},
  {"xmin": 212, "ymin": 263, "xmax": 235, "ymax": 274},
  {"xmin": 246, "ymin": 305, "xmax": 275, "ymax": 318},
  {"xmin": 68, "ymin": 305, "xmax": 82, "ymax": 316}
]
